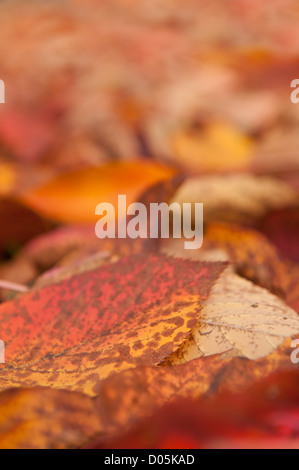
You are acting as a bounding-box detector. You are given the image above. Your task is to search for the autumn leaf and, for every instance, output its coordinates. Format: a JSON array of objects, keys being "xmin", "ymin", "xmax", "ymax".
[
  {"xmin": 87, "ymin": 341, "xmax": 297, "ymax": 440},
  {"xmin": 171, "ymin": 122, "xmax": 254, "ymax": 173},
  {"xmin": 89, "ymin": 369, "xmax": 299, "ymax": 450},
  {"xmin": 162, "ymin": 269, "xmax": 299, "ymax": 365},
  {"xmin": 0, "ymin": 198, "xmax": 51, "ymax": 257},
  {"xmin": 24, "ymin": 225, "xmax": 99, "ymax": 272},
  {"xmin": 162, "ymin": 222, "xmax": 299, "ymax": 314},
  {"xmin": 0, "ymin": 225, "xmax": 110, "ymax": 301},
  {"xmin": 0, "ymin": 255, "xmax": 226, "ymax": 395},
  {"xmin": 203, "ymin": 223, "xmax": 287, "ymax": 296},
  {"xmin": 202, "ymin": 223, "xmax": 299, "ymax": 314},
  {"xmin": 0, "ymin": 163, "xmax": 16, "ymax": 196},
  {"xmin": 20, "ymin": 161, "xmax": 176, "ymax": 223},
  {"xmin": 163, "ymin": 222, "xmax": 287, "ymax": 301},
  {"xmin": 33, "ymin": 251, "xmax": 116, "ymax": 291},
  {"xmin": 0, "ymin": 341, "xmax": 295, "ymax": 449},
  {"xmin": 169, "ymin": 174, "xmax": 299, "ymax": 224},
  {"xmin": 0, "ymin": 256, "xmax": 36, "ymax": 302},
  {"xmin": 0, "ymin": 173, "xmax": 184, "ymax": 296},
  {"xmin": 0, "ymin": 387, "xmax": 102, "ymax": 450}
]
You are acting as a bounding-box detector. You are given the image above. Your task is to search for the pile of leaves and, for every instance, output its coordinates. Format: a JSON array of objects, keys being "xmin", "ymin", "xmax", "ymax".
[{"xmin": 0, "ymin": 0, "xmax": 299, "ymax": 449}]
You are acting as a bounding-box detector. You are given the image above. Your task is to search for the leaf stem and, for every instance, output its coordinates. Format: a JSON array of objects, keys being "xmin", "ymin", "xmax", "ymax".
[{"xmin": 0, "ymin": 279, "xmax": 29, "ymax": 293}]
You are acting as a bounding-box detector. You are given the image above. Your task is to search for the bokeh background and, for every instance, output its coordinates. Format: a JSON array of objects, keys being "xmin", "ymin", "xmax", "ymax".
[{"xmin": 0, "ymin": 0, "xmax": 299, "ymax": 172}]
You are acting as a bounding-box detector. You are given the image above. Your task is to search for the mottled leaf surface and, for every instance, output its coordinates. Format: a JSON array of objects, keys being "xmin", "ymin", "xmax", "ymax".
[{"xmin": 0, "ymin": 255, "xmax": 225, "ymax": 395}]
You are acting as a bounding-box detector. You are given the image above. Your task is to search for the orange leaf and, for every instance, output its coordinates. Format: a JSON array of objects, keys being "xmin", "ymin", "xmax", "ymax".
[
  {"xmin": 21, "ymin": 161, "xmax": 176, "ymax": 223},
  {"xmin": 0, "ymin": 388, "xmax": 102, "ymax": 449},
  {"xmin": 91, "ymin": 341, "xmax": 296, "ymax": 441},
  {"xmin": 90, "ymin": 367, "xmax": 299, "ymax": 449},
  {"xmin": 0, "ymin": 341, "xmax": 295, "ymax": 449}
]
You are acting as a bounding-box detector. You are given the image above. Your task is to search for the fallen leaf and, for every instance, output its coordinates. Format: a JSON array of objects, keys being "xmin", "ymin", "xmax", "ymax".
[
  {"xmin": 171, "ymin": 122, "xmax": 254, "ymax": 173},
  {"xmin": 162, "ymin": 223, "xmax": 299, "ymax": 314},
  {"xmin": 169, "ymin": 174, "xmax": 299, "ymax": 224},
  {"xmin": 21, "ymin": 161, "xmax": 176, "ymax": 223},
  {"xmin": 0, "ymin": 341, "xmax": 295, "ymax": 449},
  {"xmin": 203, "ymin": 223, "xmax": 299, "ymax": 315},
  {"xmin": 21, "ymin": 161, "xmax": 174, "ymax": 223},
  {"xmin": 19, "ymin": 173, "xmax": 185, "ymax": 282},
  {"xmin": 203, "ymin": 223, "xmax": 287, "ymax": 297},
  {"xmin": 33, "ymin": 251, "xmax": 115, "ymax": 290},
  {"xmin": 0, "ymin": 255, "xmax": 226, "ymax": 395},
  {"xmin": 163, "ymin": 269, "xmax": 299, "ymax": 365},
  {"xmin": 24, "ymin": 225, "xmax": 98, "ymax": 271},
  {"xmin": 0, "ymin": 163, "xmax": 16, "ymax": 196},
  {"xmin": 163, "ymin": 223, "xmax": 285, "ymax": 296},
  {"xmin": 0, "ymin": 387, "xmax": 102, "ymax": 449},
  {"xmin": 90, "ymin": 368, "xmax": 299, "ymax": 449},
  {"xmin": 0, "ymin": 256, "xmax": 37, "ymax": 302},
  {"xmin": 89, "ymin": 340, "xmax": 296, "ymax": 438},
  {"xmin": 0, "ymin": 198, "xmax": 51, "ymax": 257}
]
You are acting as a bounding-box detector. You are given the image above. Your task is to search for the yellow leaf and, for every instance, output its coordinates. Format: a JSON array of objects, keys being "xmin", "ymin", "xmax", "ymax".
[
  {"xmin": 171, "ymin": 122, "xmax": 254, "ymax": 172},
  {"xmin": 164, "ymin": 269, "xmax": 299, "ymax": 365}
]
